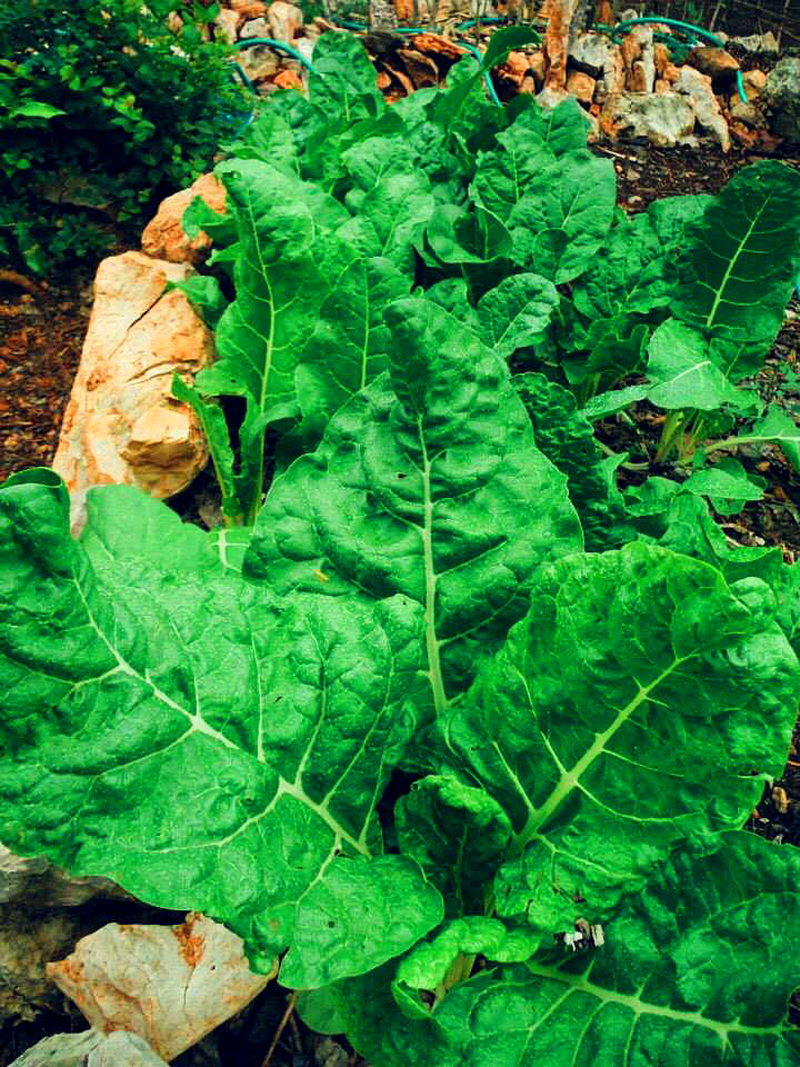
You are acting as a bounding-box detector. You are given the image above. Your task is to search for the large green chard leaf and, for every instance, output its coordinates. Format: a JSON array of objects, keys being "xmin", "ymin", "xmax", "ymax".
[
  {"xmin": 188, "ymin": 158, "xmax": 349, "ymax": 520},
  {"xmin": 476, "ymin": 274, "xmax": 559, "ymax": 360},
  {"xmin": 342, "ymin": 137, "xmax": 435, "ymax": 273},
  {"xmin": 512, "ymin": 373, "xmax": 624, "ymax": 551},
  {"xmin": 290, "ymin": 250, "xmax": 410, "ymax": 454},
  {"xmin": 306, "ymin": 32, "xmax": 384, "ymax": 125},
  {"xmin": 571, "ymin": 210, "xmax": 670, "ymax": 322},
  {"xmin": 245, "ymin": 297, "xmax": 583, "ymax": 711},
  {"xmin": 507, "ymin": 150, "xmax": 616, "ymax": 284},
  {"xmin": 646, "ymin": 319, "xmax": 759, "ymax": 412},
  {"xmin": 335, "ymin": 832, "xmax": 800, "ymax": 1067},
  {"xmin": 0, "ymin": 470, "xmax": 435, "ymax": 976},
  {"xmin": 672, "ymin": 160, "xmax": 800, "ymax": 348},
  {"xmin": 440, "ymin": 542, "xmax": 799, "ymax": 933}
]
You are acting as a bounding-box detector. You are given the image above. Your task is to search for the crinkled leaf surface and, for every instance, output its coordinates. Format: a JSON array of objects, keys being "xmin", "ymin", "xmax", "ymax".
[
  {"xmin": 571, "ymin": 210, "xmax": 670, "ymax": 322},
  {"xmin": 280, "ymin": 855, "xmax": 444, "ymax": 988},
  {"xmin": 507, "ymin": 150, "xmax": 616, "ymax": 283},
  {"xmin": 338, "ymin": 833, "xmax": 800, "ymax": 1067},
  {"xmin": 672, "ymin": 160, "xmax": 800, "ymax": 347},
  {"xmin": 395, "ymin": 775, "xmax": 511, "ymax": 918},
  {"xmin": 292, "ymin": 250, "xmax": 410, "ymax": 451},
  {"xmin": 512, "ymin": 373, "xmax": 623, "ymax": 551},
  {"xmin": 342, "ymin": 138, "xmax": 435, "ymax": 273},
  {"xmin": 476, "ymin": 274, "xmax": 559, "ymax": 360},
  {"xmin": 0, "ymin": 472, "xmax": 429, "ymax": 974},
  {"xmin": 244, "ymin": 298, "xmax": 582, "ymax": 710},
  {"xmin": 440, "ymin": 543, "xmax": 800, "ymax": 933}
]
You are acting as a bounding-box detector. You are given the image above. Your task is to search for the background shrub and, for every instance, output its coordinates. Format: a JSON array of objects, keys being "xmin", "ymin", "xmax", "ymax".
[{"xmin": 0, "ymin": 0, "xmax": 247, "ymax": 274}]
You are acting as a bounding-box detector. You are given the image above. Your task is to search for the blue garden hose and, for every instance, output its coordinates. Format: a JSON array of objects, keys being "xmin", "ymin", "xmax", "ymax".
[{"xmin": 610, "ymin": 17, "xmax": 748, "ymax": 103}]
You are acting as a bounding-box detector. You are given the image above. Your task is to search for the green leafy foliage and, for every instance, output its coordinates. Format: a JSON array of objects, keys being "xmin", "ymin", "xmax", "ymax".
[
  {"xmin": 2, "ymin": 32, "xmax": 800, "ymax": 1067},
  {"xmin": 0, "ymin": 0, "xmax": 245, "ymax": 272}
]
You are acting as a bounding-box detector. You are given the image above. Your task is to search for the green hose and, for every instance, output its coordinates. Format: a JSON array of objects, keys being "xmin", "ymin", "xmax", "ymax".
[{"xmin": 610, "ymin": 17, "xmax": 748, "ymax": 103}]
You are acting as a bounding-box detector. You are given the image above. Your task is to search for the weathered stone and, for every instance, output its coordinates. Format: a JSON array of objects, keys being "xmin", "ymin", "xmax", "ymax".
[
  {"xmin": 654, "ymin": 41, "xmax": 670, "ymax": 78},
  {"xmin": 567, "ymin": 69, "xmax": 596, "ymax": 103},
  {"xmin": 677, "ymin": 65, "xmax": 730, "ymax": 151},
  {"xmin": 0, "ymin": 908, "xmax": 93, "ymax": 1022},
  {"xmin": 687, "ymin": 46, "xmax": 740, "ymax": 85},
  {"xmin": 501, "ymin": 50, "xmax": 532, "ymax": 86},
  {"xmin": 569, "ymin": 32, "xmax": 623, "ymax": 94},
  {"xmin": 9, "ymin": 1030, "xmax": 169, "ymax": 1067},
  {"xmin": 214, "ymin": 7, "xmax": 241, "ymax": 42},
  {"xmin": 729, "ymin": 99, "xmax": 764, "ymax": 129},
  {"xmin": 603, "ymin": 91, "xmax": 696, "ymax": 146},
  {"xmin": 141, "ymin": 173, "xmax": 226, "ymax": 265},
  {"xmin": 0, "ymin": 845, "xmax": 127, "ymax": 908},
  {"xmin": 729, "ymin": 31, "xmax": 779, "ymax": 55},
  {"xmin": 743, "ymin": 68, "xmax": 766, "ymax": 99},
  {"xmin": 238, "ymin": 43, "xmax": 280, "ymax": 82},
  {"xmin": 239, "ymin": 15, "xmax": 270, "ymax": 36},
  {"xmin": 762, "ymin": 58, "xmax": 800, "ymax": 143},
  {"xmin": 53, "ymin": 253, "xmax": 213, "ymax": 500},
  {"xmin": 268, "ymin": 1, "xmax": 303, "ymax": 42},
  {"xmin": 48, "ymin": 914, "xmax": 275, "ymax": 1062}
]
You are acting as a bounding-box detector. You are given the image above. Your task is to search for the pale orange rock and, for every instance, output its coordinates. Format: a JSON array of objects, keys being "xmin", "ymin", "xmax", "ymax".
[
  {"xmin": 663, "ymin": 61, "xmax": 680, "ymax": 83},
  {"xmin": 411, "ymin": 34, "xmax": 466, "ymax": 60},
  {"xmin": 53, "ymin": 252, "xmax": 214, "ymax": 500},
  {"xmin": 628, "ymin": 60, "xmax": 650, "ymax": 93},
  {"xmin": 567, "ymin": 70, "xmax": 596, "ymax": 103},
  {"xmin": 504, "ymin": 51, "xmax": 532, "ymax": 84},
  {"xmin": 230, "ymin": 0, "xmax": 267, "ymax": 17},
  {"xmin": 141, "ymin": 173, "xmax": 226, "ymax": 266},
  {"xmin": 393, "ymin": 0, "xmax": 415, "ymax": 19},
  {"xmin": 274, "ymin": 68, "xmax": 303, "ymax": 90},
  {"xmin": 655, "ymin": 77, "xmax": 670, "ymax": 94},
  {"xmin": 595, "ymin": 0, "xmax": 613, "ymax": 24},
  {"xmin": 620, "ymin": 34, "xmax": 640, "ymax": 69},
  {"xmin": 654, "ymin": 42, "xmax": 670, "ymax": 77},
  {"xmin": 743, "ymin": 68, "xmax": 766, "ymax": 99},
  {"xmin": 528, "ymin": 50, "xmax": 546, "ymax": 85}
]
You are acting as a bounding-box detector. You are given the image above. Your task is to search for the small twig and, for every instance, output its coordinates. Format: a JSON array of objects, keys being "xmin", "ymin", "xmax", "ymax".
[
  {"xmin": 261, "ymin": 992, "xmax": 299, "ymax": 1067},
  {"xmin": 593, "ymin": 144, "xmax": 640, "ymax": 162},
  {"xmin": 0, "ymin": 268, "xmax": 46, "ymax": 296}
]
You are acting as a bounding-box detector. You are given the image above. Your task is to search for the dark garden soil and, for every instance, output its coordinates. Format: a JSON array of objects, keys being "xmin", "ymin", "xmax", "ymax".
[{"xmin": 1, "ymin": 139, "xmax": 800, "ymax": 1065}]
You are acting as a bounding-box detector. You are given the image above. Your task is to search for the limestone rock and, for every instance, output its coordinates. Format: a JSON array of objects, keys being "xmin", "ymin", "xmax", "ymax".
[
  {"xmin": 676, "ymin": 65, "xmax": 730, "ymax": 151},
  {"xmin": 603, "ymin": 91, "xmax": 696, "ymax": 146},
  {"xmin": 687, "ymin": 46, "xmax": 739, "ymax": 85},
  {"xmin": 9, "ymin": 1030, "xmax": 168, "ymax": 1067},
  {"xmin": 214, "ymin": 7, "xmax": 241, "ymax": 42},
  {"xmin": 0, "ymin": 845, "xmax": 126, "ymax": 909},
  {"xmin": 729, "ymin": 31, "xmax": 779, "ymax": 55},
  {"xmin": 0, "ymin": 907, "xmax": 93, "ymax": 1022},
  {"xmin": 762, "ymin": 58, "xmax": 800, "ymax": 143},
  {"xmin": 53, "ymin": 253, "xmax": 213, "ymax": 500},
  {"xmin": 567, "ymin": 69, "xmax": 596, "ymax": 104},
  {"xmin": 48, "ymin": 914, "xmax": 275, "ymax": 1063},
  {"xmin": 239, "ymin": 14, "xmax": 270, "ymax": 37},
  {"xmin": 569, "ymin": 32, "xmax": 623, "ymax": 94},
  {"xmin": 268, "ymin": 1, "xmax": 303, "ymax": 42},
  {"xmin": 141, "ymin": 173, "xmax": 226, "ymax": 265},
  {"xmin": 729, "ymin": 100, "xmax": 764, "ymax": 129}
]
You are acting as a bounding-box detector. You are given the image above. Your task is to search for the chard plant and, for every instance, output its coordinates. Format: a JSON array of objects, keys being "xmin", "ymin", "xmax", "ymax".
[{"xmin": 3, "ymin": 31, "xmax": 800, "ymax": 1067}]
